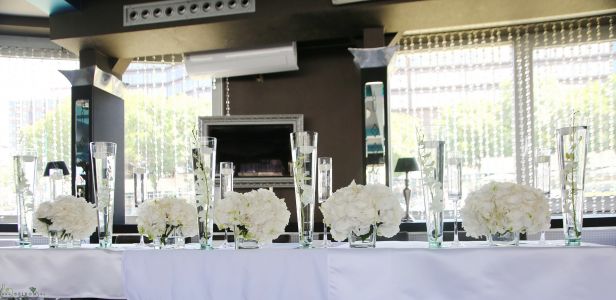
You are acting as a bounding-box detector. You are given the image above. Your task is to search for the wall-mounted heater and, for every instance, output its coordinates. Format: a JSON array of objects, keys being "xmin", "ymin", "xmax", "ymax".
[{"xmin": 184, "ymin": 42, "xmax": 298, "ymax": 79}]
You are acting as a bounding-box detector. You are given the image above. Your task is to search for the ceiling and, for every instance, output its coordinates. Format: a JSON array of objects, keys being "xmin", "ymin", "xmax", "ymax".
[
  {"xmin": 0, "ymin": 0, "xmax": 50, "ymax": 37},
  {"xmin": 0, "ymin": 0, "xmax": 48, "ymax": 17},
  {"xmin": 2, "ymin": 0, "xmax": 616, "ymax": 59}
]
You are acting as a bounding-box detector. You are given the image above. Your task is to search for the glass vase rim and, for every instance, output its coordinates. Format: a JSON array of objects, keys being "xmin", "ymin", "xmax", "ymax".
[
  {"xmin": 556, "ymin": 125, "xmax": 589, "ymax": 134},
  {"xmin": 199, "ymin": 136, "xmax": 217, "ymax": 142},
  {"xmin": 415, "ymin": 125, "xmax": 446, "ymax": 141},
  {"xmin": 89, "ymin": 141, "xmax": 117, "ymax": 147},
  {"xmin": 13, "ymin": 148, "xmax": 37, "ymax": 156},
  {"xmin": 291, "ymin": 131, "xmax": 318, "ymax": 136}
]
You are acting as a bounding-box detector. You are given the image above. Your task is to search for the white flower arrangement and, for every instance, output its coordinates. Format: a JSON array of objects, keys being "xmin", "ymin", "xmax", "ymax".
[
  {"xmin": 34, "ymin": 195, "xmax": 98, "ymax": 240},
  {"xmin": 320, "ymin": 181, "xmax": 404, "ymax": 242},
  {"xmin": 460, "ymin": 182, "xmax": 551, "ymax": 238},
  {"xmin": 213, "ymin": 189, "xmax": 290, "ymax": 244},
  {"xmin": 136, "ymin": 197, "xmax": 199, "ymax": 242}
]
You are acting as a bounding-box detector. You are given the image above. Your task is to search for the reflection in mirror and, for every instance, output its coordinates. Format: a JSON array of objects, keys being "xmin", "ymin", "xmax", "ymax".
[{"xmin": 364, "ymin": 81, "xmax": 387, "ymax": 185}]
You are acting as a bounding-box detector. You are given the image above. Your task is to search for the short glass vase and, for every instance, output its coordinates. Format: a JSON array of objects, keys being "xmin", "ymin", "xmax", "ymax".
[
  {"xmin": 163, "ymin": 227, "xmax": 185, "ymax": 249},
  {"xmin": 234, "ymin": 231, "xmax": 260, "ymax": 249},
  {"xmin": 348, "ymin": 225, "xmax": 377, "ymax": 248},
  {"xmin": 487, "ymin": 231, "xmax": 520, "ymax": 246},
  {"xmin": 48, "ymin": 231, "xmax": 80, "ymax": 248}
]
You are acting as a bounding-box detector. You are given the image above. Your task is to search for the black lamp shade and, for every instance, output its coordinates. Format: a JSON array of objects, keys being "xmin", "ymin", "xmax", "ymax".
[
  {"xmin": 43, "ymin": 161, "xmax": 70, "ymax": 176},
  {"xmin": 394, "ymin": 157, "xmax": 419, "ymax": 172}
]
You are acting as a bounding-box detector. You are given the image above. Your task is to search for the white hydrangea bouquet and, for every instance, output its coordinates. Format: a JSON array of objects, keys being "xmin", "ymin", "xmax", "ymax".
[
  {"xmin": 214, "ymin": 189, "xmax": 290, "ymax": 246},
  {"xmin": 136, "ymin": 197, "xmax": 198, "ymax": 246},
  {"xmin": 461, "ymin": 182, "xmax": 550, "ymax": 241},
  {"xmin": 34, "ymin": 195, "xmax": 98, "ymax": 243},
  {"xmin": 321, "ymin": 181, "xmax": 403, "ymax": 246}
]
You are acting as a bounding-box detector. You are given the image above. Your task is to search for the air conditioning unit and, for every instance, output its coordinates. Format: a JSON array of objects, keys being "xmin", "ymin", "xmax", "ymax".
[{"xmin": 184, "ymin": 42, "xmax": 298, "ymax": 79}]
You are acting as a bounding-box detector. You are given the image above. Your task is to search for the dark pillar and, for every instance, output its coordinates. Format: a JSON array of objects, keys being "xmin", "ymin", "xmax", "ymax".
[{"xmin": 69, "ymin": 48, "xmax": 127, "ymax": 225}]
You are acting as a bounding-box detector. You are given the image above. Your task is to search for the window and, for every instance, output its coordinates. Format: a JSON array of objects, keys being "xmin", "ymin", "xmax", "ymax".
[
  {"xmin": 0, "ymin": 49, "xmax": 213, "ymax": 224},
  {"xmin": 123, "ymin": 58, "xmax": 213, "ymax": 223},
  {"xmin": 0, "ymin": 46, "xmax": 77, "ymax": 223},
  {"xmin": 533, "ymin": 40, "xmax": 616, "ymax": 215},
  {"xmin": 390, "ymin": 15, "xmax": 616, "ymax": 220}
]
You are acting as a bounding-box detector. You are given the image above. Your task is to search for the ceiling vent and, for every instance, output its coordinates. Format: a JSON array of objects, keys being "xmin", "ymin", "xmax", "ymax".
[
  {"xmin": 184, "ymin": 42, "xmax": 298, "ymax": 79},
  {"xmin": 124, "ymin": 0, "xmax": 255, "ymax": 27}
]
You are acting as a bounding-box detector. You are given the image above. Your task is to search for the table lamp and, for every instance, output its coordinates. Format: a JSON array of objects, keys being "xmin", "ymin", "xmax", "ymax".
[
  {"xmin": 395, "ymin": 157, "xmax": 419, "ymax": 222},
  {"xmin": 43, "ymin": 161, "xmax": 70, "ymax": 201}
]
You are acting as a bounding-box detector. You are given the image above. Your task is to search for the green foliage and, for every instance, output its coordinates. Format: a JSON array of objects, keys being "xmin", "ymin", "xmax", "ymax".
[
  {"xmin": 19, "ymin": 90, "xmax": 212, "ymax": 191},
  {"xmin": 390, "ymin": 74, "xmax": 616, "ymax": 180},
  {"xmin": 390, "ymin": 80, "xmax": 515, "ymax": 168}
]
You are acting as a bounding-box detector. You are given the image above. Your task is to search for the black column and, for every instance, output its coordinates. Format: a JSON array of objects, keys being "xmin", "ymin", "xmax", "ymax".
[{"xmin": 70, "ymin": 49, "xmax": 126, "ymax": 225}]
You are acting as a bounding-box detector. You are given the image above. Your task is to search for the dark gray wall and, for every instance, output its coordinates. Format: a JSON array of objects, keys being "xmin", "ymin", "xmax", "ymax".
[{"xmin": 231, "ymin": 46, "xmax": 362, "ymax": 223}]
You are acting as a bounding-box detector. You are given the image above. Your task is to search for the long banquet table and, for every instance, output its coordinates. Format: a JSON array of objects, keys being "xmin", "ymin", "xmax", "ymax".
[{"xmin": 1, "ymin": 241, "xmax": 615, "ymax": 300}]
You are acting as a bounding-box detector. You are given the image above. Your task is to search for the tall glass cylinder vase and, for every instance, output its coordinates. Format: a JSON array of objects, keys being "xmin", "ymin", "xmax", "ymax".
[
  {"xmin": 447, "ymin": 154, "xmax": 462, "ymax": 246},
  {"xmin": 13, "ymin": 149, "xmax": 37, "ymax": 247},
  {"xmin": 219, "ymin": 161, "xmax": 234, "ymax": 248},
  {"xmin": 317, "ymin": 157, "xmax": 332, "ymax": 248},
  {"xmin": 133, "ymin": 162, "xmax": 146, "ymax": 208},
  {"xmin": 535, "ymin": 148, "xmax": 552, "ymax": 244},
  {"xmin": 90, "ymin": 142, "xmax": 117, "ymax": 248},
  {"xmin": 133, "ymin": 161, "xmax": 147, "ymax": 246},
  {"xmin": 416, "ymin": 127, "xmax": 445, "ymax": 248},
  {"xmin": 193, "ymin": 137, "xmax": 216, "ymax": 250},
  {"xmin": 557, "ymin": 123, "xmax": 588, "ymax": 246},
  {"xmin": 48, "ymin": 169, "xmax": 63, "ymax": 201},
  {"xmin": 291, "ymin": 131, "xmax": 318, "ymax": 248}
]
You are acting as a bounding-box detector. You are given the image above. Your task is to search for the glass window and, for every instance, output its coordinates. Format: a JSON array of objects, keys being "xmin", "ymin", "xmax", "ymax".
[
  {"xmin": 123, "ymin": 60, "xmax": 213, "ymax": 223},
  {"xmin": 0, "ymin": 50, "xmax": 77, "ymax": 223},
  {"xmin": 533, "ymin": 40, "xmax": 616, "ymax": 215},
  {"xmin": 391, "ymin": 16, "xmax": 616, "ymax": 221},
  {"xmin": 0, "ymin": 52, "xmax": 213, "ymax": 224},
  {"xmin": 389, "ymin": 44, "xmax": 516, "ymax": 220}
]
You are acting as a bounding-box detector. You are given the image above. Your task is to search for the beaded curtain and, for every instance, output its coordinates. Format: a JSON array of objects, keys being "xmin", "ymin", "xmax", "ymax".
[{"xmin": 391, "ymin": 15, "xmax": 616, "ymax": 219}]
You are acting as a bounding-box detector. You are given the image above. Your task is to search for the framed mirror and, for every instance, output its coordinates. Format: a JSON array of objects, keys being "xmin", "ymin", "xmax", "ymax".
[{"xmin": 364, "ymin": 81, "xmax": 389, "ymax": 185}]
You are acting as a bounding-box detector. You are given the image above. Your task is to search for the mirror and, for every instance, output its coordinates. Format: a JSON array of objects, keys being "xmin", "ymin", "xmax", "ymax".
[{"xmin": 364, "ymin": 81, "xmax": 388, "ymax": 185}]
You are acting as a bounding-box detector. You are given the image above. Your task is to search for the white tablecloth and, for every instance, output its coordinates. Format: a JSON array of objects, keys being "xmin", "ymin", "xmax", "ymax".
[
  {"xmin": 123, "ymin": 244, "xmax": 328, "ymax": 300},
  {"xmin": 123, "ymin": 242, "xmax": 616, "ymax": 300},
  {"xmin": 327, "ymin": 243, "xmax": 616, "ymax": 300},
  {"xmin": 1, "ymin": 242, "xmax": 615, "ymax": 300},
  {"xmin": 0, "ymin": 246, "xmax": 125, "ymax": 299}
]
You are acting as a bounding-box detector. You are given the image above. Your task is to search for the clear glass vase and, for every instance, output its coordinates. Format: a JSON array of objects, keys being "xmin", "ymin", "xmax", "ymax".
[
  {"xmin": 219, "ymin": 162, "xmax": 234, "ymax": 248},
  {"xmin": 133, "ymin": 161, "xmax": 146, "ymax": 208},
  {"xmin": 317, "ymin": 157, "xmax": 333, "ymax": 248},
  {"xmin": 291, "ymin": 131, "xmax": 318, "ymax": 248},
  {"xmin": 48, "ymin": 229, "xmax": 60, "ymax": 248},
  {"xmin": 13, "ymin": 149, "xmax": 37, "ymax": 247},
  {"xmin": 416, "ymin": 126, "xmax": 445, "ymax": 248},
  {"xmin": 234, "ymin": 230, "xmax": 260, "ymax": 249},
  {"xmin": 193, "ymin": 137, "xmax": 216, "ymax": 250},
  {"xmin": 348, "ymin": 225, "xmax": 377, "ymax": 248},
  {"xmin": 488, "ymin": 231, "xmax": 520, "ymax": 246},
  {"xmin": 90, "ymin": 142, "xmax": 117, "ymax": 248},
  {"xmin": 535, "ymin": 147, "xmax": 552, "ymax": 244},
  {"xmin": 58, "ymin": 233, "xmax": 76, "ymax": 248},
  {"xmin": 164, "ymin": 227, "xmax": 185, "ymax": 249},
  {"xmin": 557, "ymin": 122, "xmax": 588, "ymax": 246}
]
